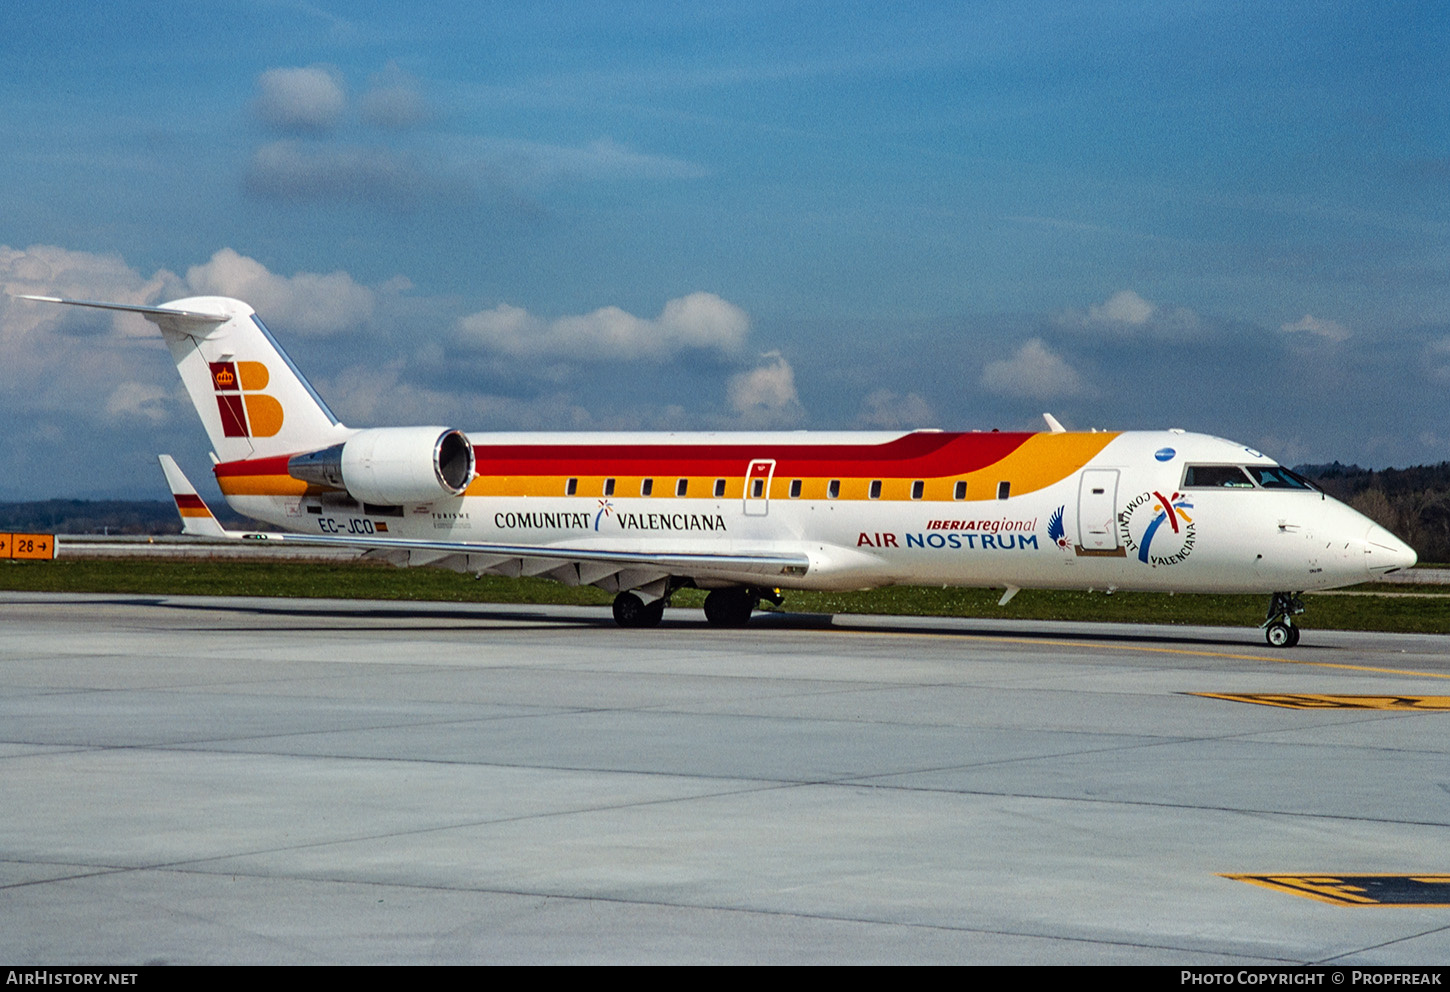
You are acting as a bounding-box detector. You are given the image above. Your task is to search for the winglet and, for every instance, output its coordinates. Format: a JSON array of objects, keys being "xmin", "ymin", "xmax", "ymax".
[{"xmin": 158, "ymin": 455, "xmax": 230, "ymax": 538}]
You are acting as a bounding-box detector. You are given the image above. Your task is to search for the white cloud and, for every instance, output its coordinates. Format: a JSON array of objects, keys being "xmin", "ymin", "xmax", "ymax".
[
  {"xmin": 479, "ymin": 136, "xmax": 709, "ymax": 188},
  {"xmin": 727, "ymin": 352, "xmax": 803, "ymax": 425},
  {"xmin": 1280, "ymin": 314, "xmax": 1350, "ymax": 342},
  {"xmin": 0, "ymin": 244, "xmax": 180, "ymax": 424},
  {"xmin": 244, "ymin": 140, "xmax": 432, "ymax": 205},
  {"xmin": 1422, "ymin": 338, "xmax": 1450, "ymax": 384},
  {"xmin": 856, "ymin": 388, "xmax": 935, "ymax": 428},
  {"xmin": 253, "ymin": 66, "xmax": 346, "ymax": 132},
  {"xmin": 456, "ymin": 292, "xmax": 749, "ymax": 362},
  {"xmin": 322, "ymin": 360, "xmax": 606, "ymax": 431},
  {"xmin": 0, "ymin": 244, "xmax": 178, "ymax": 334},
  {"xmin": 1090, "ymin": 289, "xmax": 1154, "ymax": 325},
  {"xmin": 184, "ymin": 248, "xmax": 375, "ymax": 336},
  {"xmin": 1057, "ymin": 289, "xmax": 1200, "ymax": 339},
  {"xmin": 105, "ymin": 381, "xmax": 171, "ymax": 423},
  {"xmin": 0, "ymin": 244, "xmax": 381, "ymax": 437},
  {"xmin": 979, "ymin": 338, "xmax": 1087, "ymax": 400},
  {"xmin": 361, "ymin": 62, "xmax": 429, "ymax": 130}
]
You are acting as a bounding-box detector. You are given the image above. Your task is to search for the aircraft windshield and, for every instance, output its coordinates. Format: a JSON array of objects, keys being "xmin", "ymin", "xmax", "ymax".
[
  {"xmin": 1245, "ymin": 465, "xmax": 1318, "ymax": 490},
  {"xmin": 1183, "ymin": 465, "xmax": 1255, "ymax": 488},
  {"xmin": 1183, "ymin": 464, "xmax": 1320, "ymax": 491}
]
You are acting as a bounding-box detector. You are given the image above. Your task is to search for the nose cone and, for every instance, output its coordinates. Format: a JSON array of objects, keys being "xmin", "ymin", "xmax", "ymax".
[{"xmin": 1364, "ymin": 523, "xmax": 1417, "ymax": 578}]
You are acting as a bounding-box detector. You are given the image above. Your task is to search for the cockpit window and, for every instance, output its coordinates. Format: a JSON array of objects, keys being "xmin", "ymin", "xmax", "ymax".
[
  {"xmin": 1245, "ymin": 465, "xmax": 1318, "ymax": 490},
  {"xmin": 1183, "ymin": 465, "xmax": 1255, "ymax": 488}
]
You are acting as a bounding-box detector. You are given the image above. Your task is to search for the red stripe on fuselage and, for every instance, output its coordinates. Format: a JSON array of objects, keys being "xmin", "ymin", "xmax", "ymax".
[
  {"xmin": 214, "ymin": 455, "xmax": 293, "ymax": 478},
  {"xmin": 472, "ymin": 432, "xmax": 1032, "ymax": 477}
]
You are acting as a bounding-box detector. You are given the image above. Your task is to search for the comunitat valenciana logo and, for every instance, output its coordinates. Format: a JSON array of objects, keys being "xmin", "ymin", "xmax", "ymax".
[
  {"xmin": 594, "ymin": 499, "xmax": 615, "ymax": 530},
  {"xmin": 1119, "ymin": 490, "xmax": 1196, "ymax": 566},
  {"xmin": 209, "ymin": 361, "xmax": 283, "ymax": 438}
]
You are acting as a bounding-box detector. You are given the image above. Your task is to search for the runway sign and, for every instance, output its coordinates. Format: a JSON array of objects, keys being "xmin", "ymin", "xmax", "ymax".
[{"xmin": 1, "ymin": 533, "xmax": 56, "ymax": 560}]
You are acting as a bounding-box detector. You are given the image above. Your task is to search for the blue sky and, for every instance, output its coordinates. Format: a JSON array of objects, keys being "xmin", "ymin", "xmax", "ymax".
[{"xmin": 1, "ymin": 1, "xmax": 1447, "ymax": 499}]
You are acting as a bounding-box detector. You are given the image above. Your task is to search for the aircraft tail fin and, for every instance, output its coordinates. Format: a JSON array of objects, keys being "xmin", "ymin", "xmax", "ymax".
[
  {"xmin": 16, "ymin": 295, "xmax": 352, "ymax": 462},
  {"xmin": 159, "ymin": 455, "xmax": 230, "ymax": 538}
]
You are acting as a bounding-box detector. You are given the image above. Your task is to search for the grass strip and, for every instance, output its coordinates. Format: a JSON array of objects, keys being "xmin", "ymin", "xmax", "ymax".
[{"xmin": 4, "ymin": 557, "xmax": 1449, "ymax": 634}]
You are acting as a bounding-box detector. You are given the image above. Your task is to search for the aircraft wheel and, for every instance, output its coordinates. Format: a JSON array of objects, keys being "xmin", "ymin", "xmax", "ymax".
[
  {"xmin": 613, "ymin": 591, "xmax": 665, "ymax": 628},
  {"xmin": 1265, "ymin": 621, "xmax": 1297, "ymax": 648},
  {"xmin": 703, "ymin": 588, "xmax": 756, "ymax": 627}
]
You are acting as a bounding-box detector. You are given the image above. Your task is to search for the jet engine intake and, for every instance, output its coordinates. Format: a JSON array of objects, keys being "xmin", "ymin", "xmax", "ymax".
[{"xmin": 288, "ymin": 427, "xmax": 475, "ymax": 505}]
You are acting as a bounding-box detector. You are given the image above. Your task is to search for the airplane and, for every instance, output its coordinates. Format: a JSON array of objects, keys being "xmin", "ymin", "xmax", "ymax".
[{"xmin": 17, "ymin": 293, "xmax": 1418, "ymax": 646}]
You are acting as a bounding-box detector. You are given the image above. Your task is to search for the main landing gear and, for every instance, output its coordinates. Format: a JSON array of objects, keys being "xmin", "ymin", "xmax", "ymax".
[
  {"xmin": 703, "ymin": 588, "xmax": 756, "ymax": 627},
  {"xmin": 612, "ymin": 586, "xmax": 785, "ymax": 628},
  {"xmin": 1262, "ymin": 591, "xmax": 1305, "ymax": 648},
  {"xmin": 703, "ymin": 587, "xmax": 784, "ymax": 627},
  {"xmin": 612, "ymin": 590, "xmax": 666, "ymax": 628}
]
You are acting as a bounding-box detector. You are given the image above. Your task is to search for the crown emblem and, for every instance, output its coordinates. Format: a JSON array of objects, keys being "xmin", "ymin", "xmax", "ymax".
[{"xmin": 214, "ymin": 368, "xmax": 235, "ymax": 387}]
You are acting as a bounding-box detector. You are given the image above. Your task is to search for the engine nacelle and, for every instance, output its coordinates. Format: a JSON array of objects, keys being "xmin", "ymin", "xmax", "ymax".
[{"xmin": 288, "ymin": 427, "xmax": 475, "ymax": 505}]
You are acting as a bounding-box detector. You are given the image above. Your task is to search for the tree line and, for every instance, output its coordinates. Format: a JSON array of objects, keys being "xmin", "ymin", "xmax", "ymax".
[{"xmin": 1297, "ymin": 462, "xmax": 1450, "ymax": 564}]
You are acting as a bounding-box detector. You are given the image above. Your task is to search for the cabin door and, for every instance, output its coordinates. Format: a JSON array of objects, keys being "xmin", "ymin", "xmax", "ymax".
[
  {"xmin": 743, "ymin": 459, "xmax": 775, "ymax": 516},
  {"xmin": 1077, "ymin": 469, "xmax": 1120, "ymax": 551}
]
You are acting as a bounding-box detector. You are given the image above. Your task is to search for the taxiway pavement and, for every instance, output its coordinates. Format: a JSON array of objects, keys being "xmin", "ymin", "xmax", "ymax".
[{"xmin": 3, "ymin": 592, "xmax": 1449, "ymax": 964}]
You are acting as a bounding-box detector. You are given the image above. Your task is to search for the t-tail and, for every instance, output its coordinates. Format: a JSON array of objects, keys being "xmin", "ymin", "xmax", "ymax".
[{"xmin": 15, "ymin": 295, "xmax": 351, "ymax": 462}]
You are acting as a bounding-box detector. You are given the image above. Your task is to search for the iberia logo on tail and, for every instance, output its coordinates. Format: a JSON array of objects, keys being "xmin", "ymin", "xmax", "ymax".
[{"xmin": 209, "ymin": 361, "xmax": 283, "ymax": 438}]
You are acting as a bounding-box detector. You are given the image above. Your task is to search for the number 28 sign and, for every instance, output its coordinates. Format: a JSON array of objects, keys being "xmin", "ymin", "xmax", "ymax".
[{"xmin": 2, "ymin": 533, "xmax": 55, "ymax": 560}]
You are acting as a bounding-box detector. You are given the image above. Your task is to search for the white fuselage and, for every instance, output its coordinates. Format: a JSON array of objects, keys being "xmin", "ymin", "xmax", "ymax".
[{"xmin": 222, "ymin": 429, "xmax": 1414, "ymax": 595}]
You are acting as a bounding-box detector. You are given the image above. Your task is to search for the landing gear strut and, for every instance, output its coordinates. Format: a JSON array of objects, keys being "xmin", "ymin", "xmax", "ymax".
[
  {"xmin": 613, "ymin": 590, "xmax": 666, "ymax": 628},
  {"xmin": 1262, "ymin": 591, "xmax": 1304, "ymax": 648}
]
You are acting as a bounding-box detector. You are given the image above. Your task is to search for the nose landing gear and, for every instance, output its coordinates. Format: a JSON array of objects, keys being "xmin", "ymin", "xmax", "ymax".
[{"xmin": 1262, "ymin": 591, "xmax": 1305, "ymax": 648}]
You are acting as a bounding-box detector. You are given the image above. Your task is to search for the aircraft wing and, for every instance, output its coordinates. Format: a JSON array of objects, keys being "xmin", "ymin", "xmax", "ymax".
[
  {"xmin": 238, "ymin": 530, "xmax": 808, "ymax": 579},
  {"xmin": 158, "ymin": 455, "xmax": 809, "ymax": 594}
]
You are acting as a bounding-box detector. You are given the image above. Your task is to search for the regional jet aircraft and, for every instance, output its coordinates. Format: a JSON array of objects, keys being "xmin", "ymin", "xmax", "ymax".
[{"xmin": 19, "ymin": 294, "xmax": 1416, "ymax": 645}]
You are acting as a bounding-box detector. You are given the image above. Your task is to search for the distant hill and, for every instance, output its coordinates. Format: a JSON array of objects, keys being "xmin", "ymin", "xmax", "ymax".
[{"xmin": 0, "ymin": 499, "xmax": 251, "ymax": 535}]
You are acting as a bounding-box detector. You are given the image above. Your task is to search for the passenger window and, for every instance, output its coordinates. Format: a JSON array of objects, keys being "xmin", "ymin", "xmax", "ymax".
[
  {"xmin": 566, "ymin": 478, "xmax": 577, "ymax": 496},
  {"xmin": 869, "ymin": 480, "xmax": 882, "ymax": 500},
  {"xmin": 827, "ymin": 479, "xmax": 840, "ymax": 499},
  {"xmin": 676, "ymin": 478, "xmax": 688, "ymax": 497},
  {"xmin": 911, "ymin": 480, "xmax": 924, "ymax": 500},
  {"xmin": 751, "ymin": 478, "xmax": 765, "ymax": 498},
  {"xmin": 1183, "ymin": 465, "xmax": 1255, "ymax": 488},
  {"xmin": 714, "ymin": 478, "xmax": 726, "ymax": 498},
  {"xmin": 641, "ymin": 478, "xmax": 653, "ymax": 496},
  {"xmin": 789, "ymin": 479, "xmax": 802, "ymax": 498},
  {"xmin": 997, "ymin": 481, "xmax": 1010, "ymax": 500},
  {"xmin": 953, "ymin": 480, "xmax": 966, "ymax": 500},
  {"xmin": 604, "ymin": 478, "xmax": 615, "ymax": 496}
]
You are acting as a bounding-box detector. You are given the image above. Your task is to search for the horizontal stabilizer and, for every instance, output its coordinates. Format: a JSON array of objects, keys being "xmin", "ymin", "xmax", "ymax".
[{"xmin": 13, "ymin": 295, "xmax": 231, "ymax": 325}]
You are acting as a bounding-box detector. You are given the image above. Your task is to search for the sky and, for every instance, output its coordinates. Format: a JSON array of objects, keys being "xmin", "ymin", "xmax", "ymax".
[{"xmin": 1, "ymin": 1, "xmax": 1447, "ymax": 499}]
